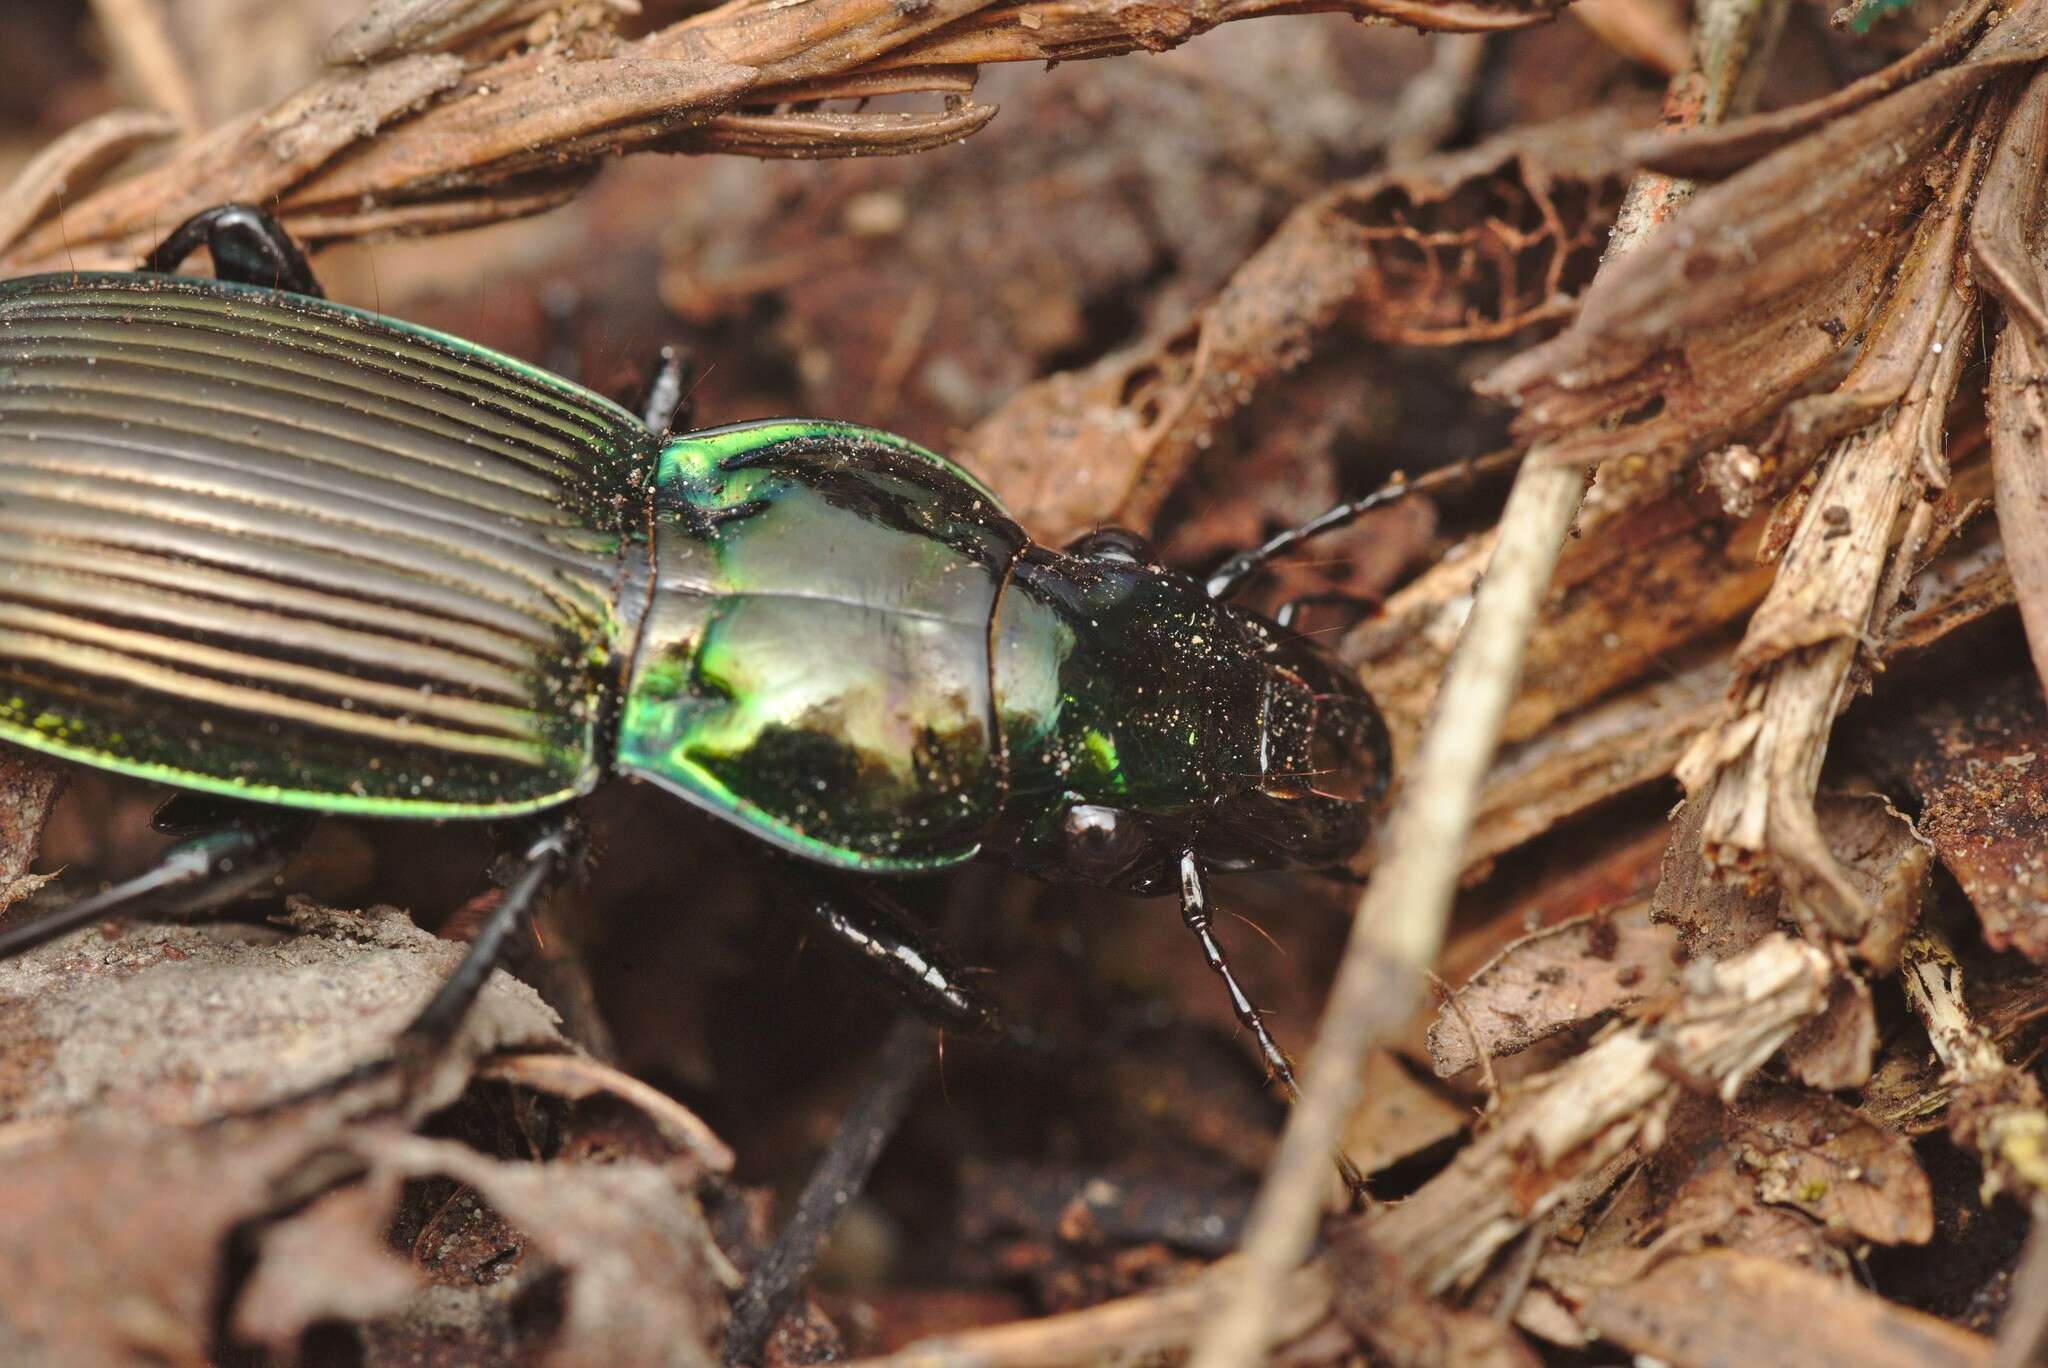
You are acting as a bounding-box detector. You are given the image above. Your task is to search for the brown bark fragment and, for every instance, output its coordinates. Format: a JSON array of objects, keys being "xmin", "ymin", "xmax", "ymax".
[
  {"xmin": 1577, "ymin": 1251, "xmax": 1992, "ymax": 1368},
  {"xmin": 960, "ymin": 111, "xmax": 1635, "ymax": 542},
  {"xmin": 1863, "ymin": 673, "xmax": 2048, "ymax": 962}
]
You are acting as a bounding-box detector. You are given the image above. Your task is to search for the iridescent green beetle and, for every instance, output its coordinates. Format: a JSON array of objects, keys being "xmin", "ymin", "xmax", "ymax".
[{"xmin": 0, "ymin": 205, "xmax": 1394, "ymax": 1106}]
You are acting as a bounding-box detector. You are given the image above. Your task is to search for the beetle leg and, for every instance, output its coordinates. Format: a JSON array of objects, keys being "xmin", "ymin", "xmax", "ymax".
[
  {"xmin": 1274, "ymin": 589, "xmax": 1382, "ymax": 633},
  {"xmin": 395, "ymin": 815, "xmax": 581, "ymax": 1057},
  {"xmin": 143, "ymin": 203, "xmax": 325, "ymax": 298},
  {"xmin": 1177, "ymin": 850, "xmax": 1368, "ymax": 1196},
  {"xmin": 0, "ymin": 813, "xmax": 314, "ymax": 962},
  {"xmin": 637, "ymin": 343, "xmax": 696, "ymax": 437},
  {"xmin": 723, "ymin": 1013, "xmax": 932, "ymax": 1366},
  {"xmin": 775, "ymin": 866, "xmax": 1007, "ymax": 1039}
]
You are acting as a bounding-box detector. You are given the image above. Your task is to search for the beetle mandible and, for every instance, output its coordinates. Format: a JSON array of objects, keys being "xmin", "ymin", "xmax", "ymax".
[{"xmin": 0, "ymin": 204, "xmax": 1406, "ymax": 1118}]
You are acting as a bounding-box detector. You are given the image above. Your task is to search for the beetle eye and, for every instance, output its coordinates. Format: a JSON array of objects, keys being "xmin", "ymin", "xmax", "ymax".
[
  {"xmin": 1066, "ymin": 526, "xmax": 1152, "ymax": 564},
  {"xmin": 1060, "ymin": 803, "xmax": 1151, "ymax": 880}
]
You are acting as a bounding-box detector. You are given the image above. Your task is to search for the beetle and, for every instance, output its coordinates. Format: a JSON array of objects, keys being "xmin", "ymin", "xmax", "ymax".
[{"xmin": 0, "ymin": 203, "xmax": 1405, "ymax": 1116}]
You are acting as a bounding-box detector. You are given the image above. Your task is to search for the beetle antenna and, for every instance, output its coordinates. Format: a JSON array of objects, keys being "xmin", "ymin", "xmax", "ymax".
[{"xmin": 1205, "ymin": 445, "xmax": 1522, "ymax": 600}]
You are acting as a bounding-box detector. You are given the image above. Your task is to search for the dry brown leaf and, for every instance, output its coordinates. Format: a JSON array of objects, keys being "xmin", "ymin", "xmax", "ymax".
[
  {"xmin": 0, "ymin": 1125, "xmax": 316, "ymax": 1364},
  {"xmin": 1576, "ymin": 1250, "xmax": 1993, "ymax": 1368},
  {"xmin": 959, "ymin": 110, "xmax": 1635, "ymax": 541},
  {"xmin": 353, "ymin": 1132, "xmax": 734, "ymax": 1368},
  {"xmin": 1536, "ymin": 1104, "xmax": 1848, "ymax": 1314},
  {"xmin": 0, "ymin": 899, "xmax": 564, "ymax": 1127},
  {"xmin": 1326, "ymin": 1224, "xmax": 1542, "ymax": 1368},
  {"xmin": 1781, "ymin": 971, "xmax": 1878, "ymax": 1091},
  {"xmin": 232, "ymin": 1175, "xmax": 421, "ymax": 1354},
  {"xmin": 1341, "ymin": 1049, "xmax": 1472, "ymax": 1175},
  {"xmin": 1426, "ymin": 901, "xmax": 1679, "ymax": 1078},
  {"xmin": 1731, "ymin": 1083, "xmax": 1933, "ymax": 1246}
]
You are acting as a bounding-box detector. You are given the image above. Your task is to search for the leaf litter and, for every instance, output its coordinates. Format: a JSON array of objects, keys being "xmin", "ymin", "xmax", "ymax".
[{"xmin": 14, "ymin": 0, "xmax": 2048, "ymax": 1362}]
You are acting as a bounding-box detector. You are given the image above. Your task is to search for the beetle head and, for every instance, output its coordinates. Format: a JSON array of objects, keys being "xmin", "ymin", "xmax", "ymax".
[{"xmin": 987, "ymin": 534, "xmax": 1390, "ymax": 893}]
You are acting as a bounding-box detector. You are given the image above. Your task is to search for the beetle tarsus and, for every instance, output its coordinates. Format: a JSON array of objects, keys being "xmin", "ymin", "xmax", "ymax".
[
  {"xmin": 143, "ymin": 203, "xmax": 325, "ymax": 298},
  {"xmin": 0, "ymin": 814, "xmax": 312, "ymax": 962},
  {"xmin": 1177, "ymin": 850, "xmax": 1369, "ymax": 1199}
]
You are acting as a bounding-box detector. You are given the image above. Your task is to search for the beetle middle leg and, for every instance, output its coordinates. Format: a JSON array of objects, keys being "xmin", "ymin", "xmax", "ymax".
[
  {"xmin": 143, "ymin": 203, "xmax": 325, "ymax": 298},
  {"xmin": 393, "ymin": 814, "xmax": 581, "ymax": 1062}
]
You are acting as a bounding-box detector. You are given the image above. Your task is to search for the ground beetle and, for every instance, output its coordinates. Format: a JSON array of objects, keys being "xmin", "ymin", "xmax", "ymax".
[{"xmin": 0, "ymin": 204, "xmax": 1407, "ymax": 1126}]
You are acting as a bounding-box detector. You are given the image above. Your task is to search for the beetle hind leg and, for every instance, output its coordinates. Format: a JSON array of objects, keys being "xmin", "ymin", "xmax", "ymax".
[
  {"xmin": 0, "ymin": 809, "xmax": 315, "ymax": 962},
  {"xmin": 143, "ymin": 203, "xmax": 325, "ymax": 298}
]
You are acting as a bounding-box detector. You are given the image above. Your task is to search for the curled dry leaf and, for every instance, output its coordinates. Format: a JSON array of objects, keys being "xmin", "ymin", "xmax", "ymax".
[
  {"xmin": 1731, "ymin": 1083, "xmax": 1933, "ymax": 1246},
  {"xmin": 959, "ymin": 110, "xmax": 1636, "ymax": 542},
  {"xmin": 1426, "ymin": 901, "xmax": 1679, "ymax": 1078},
  {"xmin": 232, "ymin": 1175, "xmax": 422, "ymax": 1354},
  {"xmin": 352, "ymin": 1132, "xmax": 735, "ymax": 1368}
]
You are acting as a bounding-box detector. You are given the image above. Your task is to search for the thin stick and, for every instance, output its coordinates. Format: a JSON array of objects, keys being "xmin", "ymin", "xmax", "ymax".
[{"xmin": 1184, "ymin": 1, "xmax": 1789, "ymax": 1358}]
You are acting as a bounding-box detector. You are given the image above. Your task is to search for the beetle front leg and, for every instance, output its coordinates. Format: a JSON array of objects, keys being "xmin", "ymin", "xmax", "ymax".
[
  {"xmin": 0, "ymin": 811, "xmax": 315, "ymax": 961},
  {"xmin": 143, "ymin": 203, "xmax": 325, "ymax": 298},
  {"xmin": 774, "ymin": 865, "xmax": 1007, "ymax": 1040},
  {"xmin": 1177, "ymin": 850, "xmax": 1367, "ymax": 1197}
]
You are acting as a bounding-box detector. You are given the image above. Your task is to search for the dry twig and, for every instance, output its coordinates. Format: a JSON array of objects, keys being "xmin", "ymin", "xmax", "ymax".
[{"xmin": 1185, "ymin": 0, "xmax": 1788, "ymax": 1357}]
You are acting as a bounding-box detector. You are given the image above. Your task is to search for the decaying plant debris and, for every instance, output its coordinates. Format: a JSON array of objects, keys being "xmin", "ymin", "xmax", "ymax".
[{"xmin": 14, "ymin": 0, "xmax": 2048, "ymax": 1361}]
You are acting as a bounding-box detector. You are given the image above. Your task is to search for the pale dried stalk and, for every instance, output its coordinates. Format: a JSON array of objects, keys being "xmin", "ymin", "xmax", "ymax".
[
  {"xmin": 1185, "ymin": 0, "xmax": 1786, "ymax": 1356},
  {"xmin": 89, "ymin": 0, "xmax": 202, "ymax": 134},
  {"xmin": 1678, "ymin": 258, "xmax": 1974, "ymax": 940},
  {"xmin": 1900, "ymin": 927, "xmax": 2048, "ymax": 1201},
  {"xmin": 848, "ymin": 1257, "xmax": 1332, "ymax": 1367},
  {"xmin": 1373, "ymin": 935, "xmax": 1831, "ymax": 1294}
]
